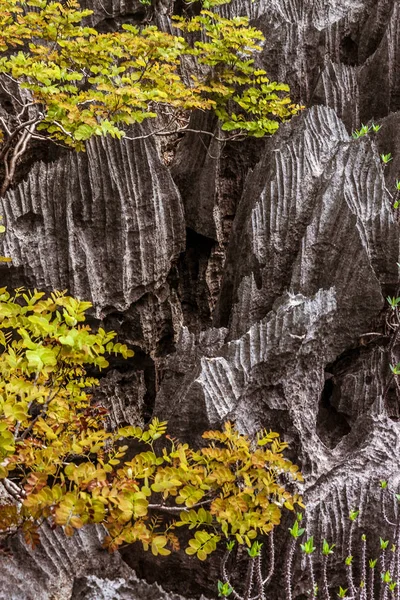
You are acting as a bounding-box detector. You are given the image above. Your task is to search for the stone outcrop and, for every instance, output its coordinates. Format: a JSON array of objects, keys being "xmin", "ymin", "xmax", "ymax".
[{"xmin": 1, "ymin": 0, "xmax": 400, "ymax": 598}]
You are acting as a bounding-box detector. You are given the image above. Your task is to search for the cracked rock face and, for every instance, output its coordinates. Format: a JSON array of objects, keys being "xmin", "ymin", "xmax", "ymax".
[{"xmin": 1, "ymin": 0, "xmax": 400, "ymax": 598}]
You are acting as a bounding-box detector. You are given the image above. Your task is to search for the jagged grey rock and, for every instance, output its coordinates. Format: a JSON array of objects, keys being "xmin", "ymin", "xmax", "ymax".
[
  {"xmin": 0, "ymin": 523, "xmax": 209, "ymax": 600},
  {"xmin": 0, "ymin": 0, "xmax": 400, "ymax": 598},
  {"xmin": 0, "ymin": 133, "xmax": 186, "ymax": 320}
]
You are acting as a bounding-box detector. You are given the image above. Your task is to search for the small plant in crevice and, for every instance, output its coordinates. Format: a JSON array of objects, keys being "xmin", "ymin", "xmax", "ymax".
[
  {"xmin": 0, "ymin": 217, "xmax": 11, "ymax": 263},
  {"xmin": 286, "ymin": 513, "xmax": 305, "ymax": 600},
  {"xmin": 380, "ymin": 292, "xmax": 400, "ymax": 412},
  {"xmin": 301, "ymin": 535, "xmax": 318, "ymax": 598},
  {"xmin": 381, "ymin": 153, "xmax": 393, "ymax": 166},
  {"xmin": 351, "ymin": 123, "xmax": 381, "ymax": 139},
  {"xmin": 282, "ymin": 482, "xmax": 400, "ymax": 600},
  {"xmin": 392, "ymin": 181, "xmax": 400, "ymax": 209}
]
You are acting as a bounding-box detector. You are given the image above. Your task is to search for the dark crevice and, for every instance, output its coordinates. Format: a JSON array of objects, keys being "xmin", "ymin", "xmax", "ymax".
[
  {"xmin": 385, "ymin": 382, "xmax": 400, "ymax": 421},
  {"xmin": 0, "ymin": 265, "xmax": 35, "ymax": 290},
  {"xmin": 358, "ymin": 0, "xmax": 396, "ymax": 63},
  {"xmin": 215, "ymin": 280, "xmax": 233, "ymax": 329},
  {"xmin": 316, "ymin": 374, "xmax": 352, "ymax": 449},
  {"xmin": 85, "ymin": 311, "xmax": 158, "ymax": 423},
  {"xmin": 0, "ymin": 138, "xmax": 68, "ymax": 193},
  {"xmin": 171, "ymin": 228, "xmax": 215, "ymax": 333},
  {"xmin": 171, "ymin": 0, "xmax": 201, "ymax": 18},
  {"xmin": 339, "ymin": 34, "xmax": 359, "ymax": 66}
]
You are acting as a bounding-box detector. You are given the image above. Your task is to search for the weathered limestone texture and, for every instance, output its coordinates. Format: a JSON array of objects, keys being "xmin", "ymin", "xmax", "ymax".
[
  {"xmin": 0, "ymin": 0, "xmax": 400, "ymax": 598},
  {"xmin": 0, "ymin": 523, "xmax": 208, "ymax": 600},
  {"xmin": 1, "ymin": 133, "xmax": 185, "ymax": 314}
]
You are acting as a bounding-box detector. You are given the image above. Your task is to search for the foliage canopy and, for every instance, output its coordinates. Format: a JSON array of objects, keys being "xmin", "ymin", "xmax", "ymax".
[
  {"xmin": 0, "ymin": 287, "xmax": 303, "ymax": 559},
  {"xmin": 0, "ymin": 0, "xmax": 302, "ymax": 194}
]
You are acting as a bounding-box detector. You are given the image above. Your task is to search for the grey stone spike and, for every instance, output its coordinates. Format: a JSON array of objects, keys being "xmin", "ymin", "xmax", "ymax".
[{"xmin": 0, "ymin": 132, "xmax": 185, "ymax": 317}]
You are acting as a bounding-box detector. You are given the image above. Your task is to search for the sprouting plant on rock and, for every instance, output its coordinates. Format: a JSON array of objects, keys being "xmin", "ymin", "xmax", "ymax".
[
  {"xmin": 281, "ymin": 481, "xmax": 400, "ymax": 600},
  {"xmin": 381, "ymin": 153, "xmax": 393, "ymax": 166},
  {"xmin": 351, "ymin": 123, "xmax": 381, "ymax": 139}
]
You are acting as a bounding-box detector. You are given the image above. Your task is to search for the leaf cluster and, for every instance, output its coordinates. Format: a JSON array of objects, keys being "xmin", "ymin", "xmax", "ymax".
[{"xmin": 0, "ymin": 0, "xmax": 302, "ymax": 149}]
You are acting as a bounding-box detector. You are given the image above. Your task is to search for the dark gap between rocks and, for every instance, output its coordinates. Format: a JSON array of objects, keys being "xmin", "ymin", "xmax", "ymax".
[{"xmin": 316, "ymin": 374, "xmax": 352, "ymax": 449}]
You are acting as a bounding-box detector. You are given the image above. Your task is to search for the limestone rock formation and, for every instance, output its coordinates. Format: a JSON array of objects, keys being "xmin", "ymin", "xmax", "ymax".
[{"xmin": 0, "ymin": 0, "xmax": 400, "ymax": 598}]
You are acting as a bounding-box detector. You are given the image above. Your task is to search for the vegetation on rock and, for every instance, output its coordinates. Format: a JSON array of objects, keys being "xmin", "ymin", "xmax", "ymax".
[
  {"xmin": 0, "ymin": 286, "xmax": 303, "ymax": 567},
  {"xmin": 0, "ymin": 0, "xmax": 302, "ymax": 195}
]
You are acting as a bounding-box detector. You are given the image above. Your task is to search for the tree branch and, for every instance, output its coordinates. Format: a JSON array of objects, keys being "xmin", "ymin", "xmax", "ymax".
[{"xmin": 147, "ymin": 497, "xmax": 213, "ymax": 513}]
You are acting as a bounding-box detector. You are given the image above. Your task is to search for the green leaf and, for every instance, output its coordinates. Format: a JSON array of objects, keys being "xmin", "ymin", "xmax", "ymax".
[
  {"xmin": 59, "ymin": 335, "xmax": 75, "ymax": 347},
  {"xmin": 26, "ymin": 347, "xmax": 58, "ymax": 370}
]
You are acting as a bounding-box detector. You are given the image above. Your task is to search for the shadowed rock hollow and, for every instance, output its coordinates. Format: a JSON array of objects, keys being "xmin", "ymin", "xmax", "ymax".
[{"xmin": 0, "ymin": 0, "xmax": 400, "ymax": 598}]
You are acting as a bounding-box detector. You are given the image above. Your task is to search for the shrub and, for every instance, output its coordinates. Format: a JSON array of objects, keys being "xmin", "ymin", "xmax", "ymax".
[{"xmin": 0, "ymin": 286, "xmax": 303, "ymax": 588}]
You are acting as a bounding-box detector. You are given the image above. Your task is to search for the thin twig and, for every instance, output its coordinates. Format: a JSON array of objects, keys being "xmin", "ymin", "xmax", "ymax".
[
  {"xmin": 243, "ymin": 558, "xmax": 255, "ymax": 600},
  {"xmin": 221, "ymin": 549, "xmax": 245, "ymax": 600},
  {"xmin": 147, "ymin": 497, "xmax": 213, "ymax": 513},
  {"xmin": 322, "ymin": 554, "xmax": 331, "ymax": 600},
  {"xmin": 285, "ymin": 537, "xmax": 296, "ymax": 600},
  {"xmin": 262, "ymin": 530, "xmax": 275, "ymax": 586}
]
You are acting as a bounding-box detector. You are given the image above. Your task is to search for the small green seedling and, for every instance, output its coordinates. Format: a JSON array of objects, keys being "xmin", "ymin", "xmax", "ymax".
[
  {"xmin": 349, "ymin": 509, "xmax": 359, "ymax": 522},
  {"xmin": 322, "ymin": 539, "xmax": 335, "ymax": 556},
  {"xmin": 381, "ymin": 570, "xmax": 393, "ymax": 584},
  {"xmin": 380, "ymin": 538, "xmax": 389, "ymax": 550},
  {"xmin": 301, "ymin": 536, "xmax": 316, "ymax": 555},
  {"xmin": 380, "ymin": 480, "xmax": 388, "ymax": 489},
  {"xmin": 369, "ymin": 559, "xmax": 377, "ymax": 568},
  {"xmin": 361, "ymin": 534, "xmax": 367, "ymax": 542},
  {"xmin": 390, "ymin": 363, "xmax": 400, "ymax": 375},
  {"xmin": 351, "ymin": 123, "xmax": 381, "ymax": 138},
  {"xmin": 387, "ymin": 297, "xmax": 400, "ymax": 309},
  {"xmin": 289, "ymin": 519, "xmax": 305, "ymax": 539},
  {"xmin": 370, "ymin": 123, "xmax": 382, "ymax": 133},
  {"xmin": 226, "ymin": 540, "xmax": 235, "ymax": 551},
  {"xmin": 337, "ymin": 586, "xmax": 348, "ymax": 598},
  {"xmin": 352, "ymin": 124, "xmax": 370, "ymax": 139},
  {"xmin": 345, "ymin": 555, "xmax": 353, "ymax": 566},
  {"xmin": 381, "ymin": 153, "xmax": 393, "ymax": 164},
  {"xmin": 218, "ymin": 581, "xmax": 233, "ymax": 597},
  {"xmin": 247, "ymin": 541, "xmax": 263, "ymax": 558}
]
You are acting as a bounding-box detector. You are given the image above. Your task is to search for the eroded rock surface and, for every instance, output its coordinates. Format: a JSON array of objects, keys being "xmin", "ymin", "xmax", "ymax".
[{"xmin": 1, "ymin": 0, "xmax": 400, "ymax": 598}]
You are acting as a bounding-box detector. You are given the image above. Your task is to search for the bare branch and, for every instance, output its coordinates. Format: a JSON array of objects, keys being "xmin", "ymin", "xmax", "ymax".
[
  {"xmin": 147, "ymin": 497, "xmax": 213, "ymax": 513},
  {"xmin": 155, "ymin": 127, "xmax": 246, "ymax": 143},
  {"xmin": 0, "ymin": 119, "xmax": 12, "ymax": 139},
  {"xmin": 16, "ymin": 102, "xmax": 37, "ymax": 123},
  {"xmin": 0, "ymin": 115, "xmax": 42, "ymax": 161},
  {"xmin": 51, "ymin": 120, "xmax": 74, "ymax": 139},
  {"xmin": 221, "ymin": 550, "xmax": 245, "ymax": 600},
  {"xmin": 124, "ymin": 124, "xmax": 246, "ymax": 143},
  {"xmin": 2, "ymin": 478, "xmax": 25, "ymax": 501}
]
